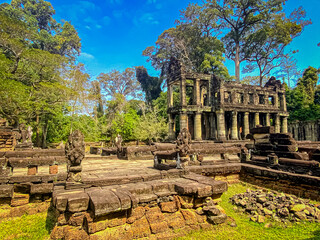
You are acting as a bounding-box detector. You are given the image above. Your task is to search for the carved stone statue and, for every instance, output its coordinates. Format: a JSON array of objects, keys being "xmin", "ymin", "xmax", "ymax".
[
  {"xmin": 115, "ymin": 134, "xmax": 123, "ymax": 153},
  {"xmin": 176, "ymin": 128, "xmax": 192, "ymax": 168},
  {"xmin": 19, "ymin": 123, "xmax": 28, "ymax": 143},
  {"xmin": 27, "ymin": 126, "xmax": 33, "ymax": 143},
  {"xmin": 65, "ymin": 130, "xmax": 85, "ymax": 182}
]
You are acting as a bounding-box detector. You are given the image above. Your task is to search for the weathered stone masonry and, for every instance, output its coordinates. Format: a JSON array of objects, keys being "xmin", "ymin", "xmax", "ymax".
[{"xmin": 167, "ymin": 60, "xmax": 289, "ymax": 141}]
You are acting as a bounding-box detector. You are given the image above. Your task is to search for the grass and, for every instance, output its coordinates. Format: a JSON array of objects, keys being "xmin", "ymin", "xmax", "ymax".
[
  {"xmin": 178, "ymin": 183, "xmax": 320, "ymax": 240},
  {"xmin": 0, "ymin": 210, "xmax": 55, "ymax": 240}
]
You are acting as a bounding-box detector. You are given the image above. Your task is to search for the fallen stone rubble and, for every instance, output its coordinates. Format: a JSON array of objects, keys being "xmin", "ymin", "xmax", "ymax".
[{"xmin": 230, "ymin": 189, "xmax": 320, "ymax": 223}]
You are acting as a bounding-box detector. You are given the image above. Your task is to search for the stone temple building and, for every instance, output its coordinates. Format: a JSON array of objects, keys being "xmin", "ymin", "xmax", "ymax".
[{"xmin": 167, "ymin": 60, "xmax": 289, "ymax": 141}]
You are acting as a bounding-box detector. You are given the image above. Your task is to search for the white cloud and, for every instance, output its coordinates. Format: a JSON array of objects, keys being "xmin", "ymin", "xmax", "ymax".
[
  {"xmin": 138, "ymin": 13, "xmax": 159, "ymax": 25},
  {"xmin": 80, "ymin": 52, "xmax": 95, "ymax": 59}
]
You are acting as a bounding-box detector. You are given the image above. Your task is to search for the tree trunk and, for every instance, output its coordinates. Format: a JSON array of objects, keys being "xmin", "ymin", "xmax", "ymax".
[
  {"xmin": 41, "ymin": 119, "xmax": 48, "ymax": 149},
  {"xmin": 235, "ymin": 42, "xmax": 240, "ymax": 82}
]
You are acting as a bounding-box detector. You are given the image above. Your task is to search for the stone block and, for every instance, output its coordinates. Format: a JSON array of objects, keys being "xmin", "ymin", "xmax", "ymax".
[
  {"xmin": 0, "ymin": 158, "xmax": 7, "ymax": 168},
  {"xmin": 163, "ymin": 211, "xmax": 186, "ymax": 229},
  {"xmin": 131, "ymin": 216, "xmax": 151, "ymax": 239},
  {"xmin": 11, "ymin": 192, "xmax": 29, "ymax": 207},
  {"xmin": 127, "ymin": 206, "xmax": 146, "ymax": 224},
  {"xmin": 27, "ymin": 166, "xmax": 38, "ymax": 175},
  {"xmin": 111, "ymin": 189, "xmax": 131, "ymax": 210},
  {"xmin": 180, "ymin": 209, "xmax": 198, "ymax": 225},
  {"xmin": 0, "ymin": 185, "xmax": 13, "ymax": 198},
  {"xmin": 160, "ymin": 201, "xmax": 178, "ymax": 213},
  {"xmin": 30, "ymin": 183, "xmax": 53, "ymax": 194},
  {"xmin": 49, "ymin": 165, "xmax": 58, "ymax": 174},
  {"xmin": 88, "ymin": 189, "xmax": 121, "ymax": 217},
  {"xmin": 67, "ymin": 192, "xmax": 89, "ymax": 213}
]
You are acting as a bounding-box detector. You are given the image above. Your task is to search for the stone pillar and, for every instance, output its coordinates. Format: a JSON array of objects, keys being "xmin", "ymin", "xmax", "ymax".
[
  {"xmin": 231, "ymin": 111, "xmax": 238, "ymax": 140},
  {"xmin": 194, "ymin": 112, "xmax": 202, "ymax": 140},
  {"xmin": 216, "ymin": 110, "xmax": 226, "ymax": 141},
  {"xmin": 168, "ymin": 84, "xmax": 173, "ymax": 107},
  {"xmin": 180, "ymin": 77, "xmax": 187, "ymax": 106},
  {"xmin": 281, "ymin": 116, "xmax": 288, "ymax": 133},
  {"xmin": 274, "ymin": 94, "xmax": 279, "ymax": 108},
  {"xmin": 193, "ymin": 78, "xmax": 200, "ymax": 105},
  {"xmin": 244, "ymin": 112, "xmax": 250, "ymax": 138},
  {"xmin": 266, "ymin": 113, "xmax": 271, "ymax": 126},
  {"xmin": 282, "ymin": 94, "xmax": 287, "ymax": 111},
  {"xmin": 180, "ymin": 113, "xmax": 188, "ymax": 130},
  {"xmin": 204, "ymin": 114, "xmax": 210, "ymax": 139},
  {"xmin": 254, "ymin": 112, "xmax": 260, "ymax": 127},
  {"xmin": 209, "ymin": 113, "xmax": 215, "ymax": 139},
  {"xmin": 168, "ymin": 114, "xmax": 175, "ymax": 140},
  {"xmin": 275, "ymin": 114, "xmax": 280, "ymax": 133}
]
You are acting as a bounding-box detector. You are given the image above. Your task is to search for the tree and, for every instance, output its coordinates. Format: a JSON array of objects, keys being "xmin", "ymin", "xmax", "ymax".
[
  {"xmin": 135, "ymin": 107, "xmax": 168, "ymax": 142},
  {"xmin": 0, "ymin": 0, "xmax": 82, "ymax": 147},
  {"xmin": 178, "ymin": 0, "xmax": 310, "ymax": 82},
  {"xmin": 242, "ymin": 7, "xmax": 310, "ymax": 85},
  {"xmin": 98, "ymin": 68, "xmax": 142, "ymax": 101},
  {"xmin": 65, "ymin": 63, "xmax": 91, "ymax": 132},
  {"xmin": 143, "ymin": 23, "xmax": 228, "ymax": 79},
  {"xmin": 286, "ymin": 66, "xmax": 320, "ymax": 121},
  {"xmin": 274, "ymin": 53, "xmax": 301, "ymax": 88},
  {"xmin": 296, "ymin": 66, "xmax": 319, "ymax": 104},
  {"xmin": 3, "ymin": 0, "xmax": 81, "ymax": 61},
  {"xmin": 135, "ymin": 66, "xmax": 163, "ymax": 104}
]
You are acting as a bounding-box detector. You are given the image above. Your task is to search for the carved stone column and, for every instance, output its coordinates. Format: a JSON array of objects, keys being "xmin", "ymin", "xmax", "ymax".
[
  {"xmin": 254, "ymin": 112, "xmax": 260, "ymax": 127},
  {"xmin": 193, "ymin": 78, "xmax": 200, "ymax": 105},
  {"xmin": 168, "ymin": 114, "xmax": 175, "ymax": 140},
  {"xmin": 180, "ymin": 112, "xmax": 188, "ymax": 131},
  {"xmin": 194, "ymin": 112, "xmax": 202, "ymax": 141},
  {"xmin": 216, "ymin": 110, "xmax": 226, "ymax": 141},
  {"xmin": 266, "ymin": 113, "xmax": 271, "ymax": 127},
  {"xmin": 244, "ymin": 112, "xmax": 250, "ymax": 138},
  {"xmin": 231, "ymin": 111, "xmax": 238, "ymax": 140},
  {"xmin": 275, "ymin": 114, "xmax": 280, "ymax": 133},
  {"xmin": 281, "ymin": 116, "xmax": 288, "ymax": 133}
]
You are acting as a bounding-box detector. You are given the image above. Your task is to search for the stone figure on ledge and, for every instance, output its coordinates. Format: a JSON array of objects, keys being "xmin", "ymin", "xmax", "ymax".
[
  {"xmin": 176, "ymin": 128, "xmax": 192, "ymax": 168},
  {"xmin": 65, "ymin": 130, "xmax": 85, "ymax": 182}
]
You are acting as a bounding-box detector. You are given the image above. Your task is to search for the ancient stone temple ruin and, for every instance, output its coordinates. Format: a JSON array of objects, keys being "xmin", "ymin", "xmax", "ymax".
[{"xmin": 167, "ymin": 59, "xmax": 289, "ymax": 141}]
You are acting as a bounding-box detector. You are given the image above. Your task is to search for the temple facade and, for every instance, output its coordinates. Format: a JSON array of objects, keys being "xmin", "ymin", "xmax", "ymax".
[{"xmin": 167, "ymin": 60, "xmax": 289, "ymax": 141}]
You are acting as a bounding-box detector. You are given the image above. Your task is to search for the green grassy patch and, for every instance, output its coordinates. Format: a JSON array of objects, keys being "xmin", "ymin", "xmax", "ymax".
[
  {"xmin": 178, "ymin": 183, "xmax": 320, "ymax": 240},
  {"xmin": 0, "ymin": 210, "xmax": 55, "ymax": 240}
]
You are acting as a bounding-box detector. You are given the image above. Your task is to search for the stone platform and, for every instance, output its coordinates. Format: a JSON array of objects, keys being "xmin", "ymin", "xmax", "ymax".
[{"xmin": 50, "ymin": 155, "xmax": 241, "ymax": 240}]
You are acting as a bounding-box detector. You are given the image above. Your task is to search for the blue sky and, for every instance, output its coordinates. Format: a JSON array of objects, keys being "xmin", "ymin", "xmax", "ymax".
[{"xmin": 2, "ymin": 0, "xmax": 320, "ymax": 82}]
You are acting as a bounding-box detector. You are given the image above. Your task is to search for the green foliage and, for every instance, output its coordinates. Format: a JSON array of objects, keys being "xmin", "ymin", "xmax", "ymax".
[
  {"xmin": 286, "ymin": 66, "xmax": 320, "ymax": 121},
  {"xmin": 135, "ymin": 107, "xmax": 168, "ymax": 142},
  {"xmin": 152, "ymin": 91, "xmax": 168, "ymax": 120},
  {"xmin": 135, "ymin": 66, "xmax": 163, "ymax": 104}
]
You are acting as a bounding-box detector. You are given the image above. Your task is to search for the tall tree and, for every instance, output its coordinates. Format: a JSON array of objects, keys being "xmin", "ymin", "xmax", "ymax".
[
  {"xmin": 97, "ymin": 68, "xmax": 142, "ymax": 101},
  {"xmin": 143, "ymin": 24, "xmax": 228, "ymax": 79},
  {"xmin": 274, "ymin": 53, "xmax": 301, "ymax": 88},
  {"xmin": 242, "ymin": 7, "xmax": 310, "ymax": 85},
  {"xmin": 178, "ymin": 0, "xmax": 310, "ymax": 82},
  {"xmin": 135, "ymin": 66, "xmax": 163, "ymax": 104}
]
